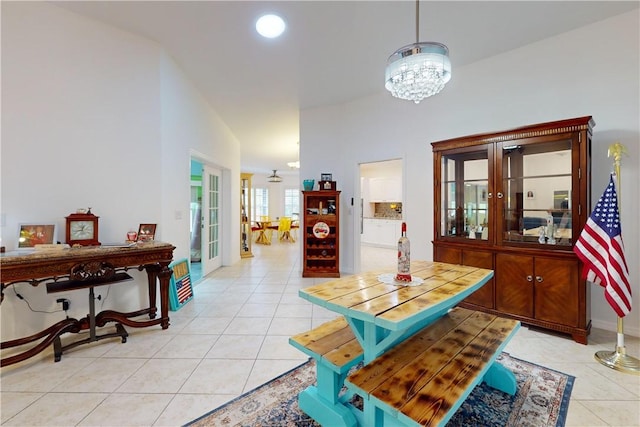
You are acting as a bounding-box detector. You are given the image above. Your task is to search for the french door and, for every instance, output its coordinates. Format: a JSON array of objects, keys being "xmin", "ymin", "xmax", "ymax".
[{"xmin": 202, "ymin": 165, "xmax": 222, "ymax": 275}]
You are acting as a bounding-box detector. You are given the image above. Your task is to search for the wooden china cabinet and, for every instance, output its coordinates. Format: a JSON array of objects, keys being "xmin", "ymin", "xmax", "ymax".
[
  {"xmin": 431, "ymin": 116, "xmax": 593, "ymax": 344},
  {"xmin": 302, "ymin": 190, "xmax": 340, "ymax": 277}
]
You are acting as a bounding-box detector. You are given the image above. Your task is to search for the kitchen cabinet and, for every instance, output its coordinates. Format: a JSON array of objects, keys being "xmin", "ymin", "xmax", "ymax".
[
  {"xmin": 431, "ymin": 116, "xmax": 593, "ymax": 344},
  {"xmin": 369, "ymin": 177, "xmax": 401, "ymax": 202},
  {"xmin": 362, "ymin": 219, "xmax": 401, "ymax": 248}
]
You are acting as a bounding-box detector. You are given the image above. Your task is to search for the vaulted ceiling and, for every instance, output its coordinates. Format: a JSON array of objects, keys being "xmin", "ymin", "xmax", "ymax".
[{"xmin": 57, "ymin": 1, "xmax": 639, "ymax": 176}]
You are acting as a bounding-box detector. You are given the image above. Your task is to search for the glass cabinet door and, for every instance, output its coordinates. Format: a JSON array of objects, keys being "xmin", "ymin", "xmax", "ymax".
[
  {"xmin": 439, "ymin": 145, "xmax": 491, "ymax": 241},
  {"xmin": 498, "ymin": 138, "xmax": 573, "ymax": 248},
  {"xmin": 240, "ymin": 173, "xmax": 253, "ymax": 257}
]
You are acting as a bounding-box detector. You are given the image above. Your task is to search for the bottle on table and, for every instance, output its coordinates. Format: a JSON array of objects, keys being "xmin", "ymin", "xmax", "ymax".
[{"xmin": 396, "ymin": 222, "xmax": 412, "ymax": 282}]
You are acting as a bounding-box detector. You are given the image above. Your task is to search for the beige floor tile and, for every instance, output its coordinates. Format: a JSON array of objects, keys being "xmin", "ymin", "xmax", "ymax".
[
  {"xmin": 224, "ymin": 316, "xmax": 271, "ymax": 335},
  {"xmin": 153, "ymin": 334, "xmax": 220, "ymax": 359},
  {"xmin": 52, "ymin": 358, "xmax": 146, "ymax": 392},
  {"xmin": 195, "ymin": 302, "xmax": 244, "ymax": 317},
  {"xmin": 268, "ymin": 317, "xmax": 312, "ymax": 335},
  {"xmin": 243, "ymin": 359, "xmax": 307, "ymax": 392},
  {"xmin": 153, "ymin": 394, "xmax": 236, "ymax": 427},
  {"xmin": 3, "ymin": 392, "xmax": 108, "ymax": 426},
  {"xmin": 258, "ymin": 335, "xmax": 309, "ymax": 360},
  {"xmin": 237, "ymin": 302, "xmax": 278, "ymax": 317},
  {"xmin": 0, "ymin": 392, "xmax": 44, "ymax": 423},
  {"xmin": 205, "ymin": 334, "xmax": 264, "ymax": 359},
  {"xmin": 180, "ymin": 316, "xmax": 233, "ymax": 334},
  {"xmin": 580, "ymin": 400, "xmax": 640, "ymax": 426},
  {"xmin": 78, "ymin": 393, "xmax": 174, "ymax": 426},
  {"xmin": 0, "ymin": 357, "xmax": 94, "ymax": 392},
  {"xmin": 246, "ymin": 293, "xmax": 283, "ymax": 304},
  {"xmin": 274, "ymin": 303, "xmax": 313, "ymax": 318},
  {"xmin": 101, "ymin": 329, "xmax": 173, "ymax": 358},
  {"xmin": 179, "ymin": 359, "xmax": 254, "ymax": 394},
  {"xmin": 117, "ymin": 358, "xmax": 200, "ymax": 393},
  {"xmin": 565, "ymin": 400, "xmax": 609, "ymax": 426}
]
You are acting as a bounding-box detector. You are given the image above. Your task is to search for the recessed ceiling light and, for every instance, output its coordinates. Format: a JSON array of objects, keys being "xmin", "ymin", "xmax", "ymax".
[{"xmin": 256, "ymin": 14, "xmax": 285, "ymax": 38}]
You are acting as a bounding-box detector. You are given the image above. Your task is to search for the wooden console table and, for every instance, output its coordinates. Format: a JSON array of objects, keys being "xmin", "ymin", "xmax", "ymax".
[{"xmin": 0, "ymin": 242, "xmax": 175, "ymax": 367}]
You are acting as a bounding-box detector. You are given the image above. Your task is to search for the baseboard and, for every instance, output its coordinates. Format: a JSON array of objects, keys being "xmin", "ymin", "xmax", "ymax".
[{"xmin": 591, "ymin": 318, "xmax": 640, "ymax": 338}]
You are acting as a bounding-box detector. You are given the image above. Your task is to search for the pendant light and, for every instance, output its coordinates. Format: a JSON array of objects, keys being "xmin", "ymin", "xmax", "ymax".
[
  {"xmin": 267, "ymin": 170, "xmax": 283, "ymax": 183},
  {"xmin": 385, "ymin": 0, "xmax": 451, "ymax": 103}
]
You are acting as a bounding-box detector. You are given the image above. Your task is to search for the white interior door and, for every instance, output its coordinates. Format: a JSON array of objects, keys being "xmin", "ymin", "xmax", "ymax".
[{"xmin": 202, "ymin": 165, "xmax": 222, "ymax": 275}]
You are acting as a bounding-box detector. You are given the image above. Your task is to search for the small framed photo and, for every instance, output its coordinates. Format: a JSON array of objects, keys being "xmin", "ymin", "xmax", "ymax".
[
  {"xmin": 526, "ymin": 190, "xmax": 535, "ymax": 200},
  {"xmin": 320, "ymin": 173, "xmax": 332, "ymax": 181},
  {"xmin": 18, "ymin": 223, "xmax": 57, "ymax": 249},
  {"xmin": 137, "ymin": 223, "xmax": 157, "ymax": 242}
]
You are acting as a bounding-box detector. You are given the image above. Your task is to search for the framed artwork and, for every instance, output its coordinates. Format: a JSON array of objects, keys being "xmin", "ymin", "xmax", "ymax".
[
  {"xmin": 18, "ymin": 224, "xmax": 57, "ymax": 249},
  {"xmin": 526, "ymin": 190, "xmax": 535, "ymax": 200},
  {"xmin": 320, "ymin": 173, "xmax": 332, "ymax": 181},
  {"xmin": 169, "ymin": 258, "xmax": 194, "ymax": 311},
  {"xmin": 137, "ymin": 223, "xmax": 157, "ymax": 241}
]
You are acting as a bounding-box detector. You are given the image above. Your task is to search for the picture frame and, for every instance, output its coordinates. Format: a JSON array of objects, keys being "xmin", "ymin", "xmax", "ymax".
[
  {"xmin": 320, "ymin": 173, "xmax": 332, "ymax": 181},
  {"xmin": 137, "ymin": 223, "xmax": 157, "ymax": 242},
  {"xmin": 169, "ymin": 258, "xmax": 194, "ymax": 311},
  {"xmin": 18, "ymin": 223, "xmax": 57, "ymax": 249},
  {"xmin": 526, "ymin": 190, "xmax": 535, "ymax": 200}
]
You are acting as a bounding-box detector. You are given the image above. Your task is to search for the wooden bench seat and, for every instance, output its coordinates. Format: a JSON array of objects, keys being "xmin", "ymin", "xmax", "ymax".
[
  {"xmin": 289, "ymin": 316, "xmax": 364, "ymax": 427},
  {"xmin": 290, "ymin": 315, "xmax": 363, "ymax": 375},
  {"xmin": 346, "ymin": 307, "xmax": 520, "ymax": 427}
]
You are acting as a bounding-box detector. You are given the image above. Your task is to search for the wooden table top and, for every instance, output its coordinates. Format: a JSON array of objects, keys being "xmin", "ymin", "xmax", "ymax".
[{"xmin": 299, "ymin": 260, "xmax": 493, "ymax": 331}]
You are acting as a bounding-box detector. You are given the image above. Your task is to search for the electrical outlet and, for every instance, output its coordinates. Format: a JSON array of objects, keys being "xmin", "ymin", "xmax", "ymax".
[{"xmin": 56, "ymin": 298, "xmax": 70, "ymax": 311}]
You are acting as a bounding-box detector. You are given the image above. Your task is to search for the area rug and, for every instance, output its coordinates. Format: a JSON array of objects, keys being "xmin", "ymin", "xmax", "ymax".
[{"xmin": 186, "ymin": 353, "xmax": 574, "ymax": 427}]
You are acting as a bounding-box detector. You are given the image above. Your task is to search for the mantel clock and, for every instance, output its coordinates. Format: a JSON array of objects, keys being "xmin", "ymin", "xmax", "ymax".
[{"xmin": 65, "ymin": 210, "xmax": 100, "ymax": 246}]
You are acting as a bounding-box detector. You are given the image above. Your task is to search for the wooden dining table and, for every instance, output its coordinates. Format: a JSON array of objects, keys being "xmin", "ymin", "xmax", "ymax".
[
  {"xmin": 253, "ymin": 220, "xmax": 274, "ymax": 245},
  {"xmin": 296, "ymin": 260, "xmax": 504, "ymax": 426}
]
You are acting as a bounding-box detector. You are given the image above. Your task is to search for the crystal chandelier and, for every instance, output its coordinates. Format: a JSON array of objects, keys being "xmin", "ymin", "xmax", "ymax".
[{"xmin": 385, "ymin": 0, "xmax": 451, "ymax": 103}]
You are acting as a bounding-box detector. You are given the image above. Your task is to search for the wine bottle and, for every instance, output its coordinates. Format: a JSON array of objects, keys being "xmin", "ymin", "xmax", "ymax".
[{"xmin": 396, "ymin": 222, "xmax": 412, "ymax": 282}]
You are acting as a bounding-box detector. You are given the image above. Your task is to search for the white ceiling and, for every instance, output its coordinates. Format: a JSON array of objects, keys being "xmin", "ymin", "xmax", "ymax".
[{"xmin": 57, "ymin": 1, "xmax": 639, "ymax": 176}]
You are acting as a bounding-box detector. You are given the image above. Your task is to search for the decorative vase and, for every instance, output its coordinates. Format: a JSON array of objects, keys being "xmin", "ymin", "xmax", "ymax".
[{"xmin": 303, "ymin": 179, "xmax": 315, "ymax": 191}]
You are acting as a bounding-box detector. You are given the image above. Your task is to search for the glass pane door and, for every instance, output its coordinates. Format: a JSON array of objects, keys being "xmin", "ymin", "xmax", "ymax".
[
  {"xmin": 440, "ymin": 147, "xmax": 490, "ymax": 241},
  {"xmin": 500, "ymin": 138, "xmax": 573, "ymax": 247}
]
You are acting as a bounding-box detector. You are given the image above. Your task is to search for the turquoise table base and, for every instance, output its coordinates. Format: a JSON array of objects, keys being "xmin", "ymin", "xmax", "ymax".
[{"xmin": 299, "ymin": 386, "xmax": 357, "ymax": 427}]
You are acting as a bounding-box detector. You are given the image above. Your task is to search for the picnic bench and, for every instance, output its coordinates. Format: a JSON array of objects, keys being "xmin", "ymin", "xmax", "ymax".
[
  {"xmin": 289, "ymin": 316, "xmax": 364, "ymax": 427},
  {"xmin": 346, "ymin": 307, "xmax": 520, "ymax": 426},
  {"xmin": 289, "ymin": 261, "xmax": 520, "ymax": 426}
]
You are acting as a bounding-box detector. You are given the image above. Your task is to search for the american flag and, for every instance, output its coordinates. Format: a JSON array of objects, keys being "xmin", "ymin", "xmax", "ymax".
[
  {"xmin": 573, "ymin": 174, "xmax": 631, "ymax": 317},
  {"xmin": 176, "ymin": 276, "xmax": 193, "ymax": 304}
]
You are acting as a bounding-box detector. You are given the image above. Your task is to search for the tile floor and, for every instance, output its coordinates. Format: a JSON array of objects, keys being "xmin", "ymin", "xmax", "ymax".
[{"xmin": 1, "ymin": 242, "xmax": 639, "ymax": 426}]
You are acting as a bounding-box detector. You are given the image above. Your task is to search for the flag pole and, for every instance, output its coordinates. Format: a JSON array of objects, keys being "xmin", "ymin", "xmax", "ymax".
[{"xmin": 594, "ymin": 142, "xmax": 639, "ymax": 375}]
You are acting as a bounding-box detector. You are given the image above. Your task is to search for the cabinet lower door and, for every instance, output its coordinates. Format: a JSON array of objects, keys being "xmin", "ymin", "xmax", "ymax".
[
  {"xmin": 435, "ymin": 246, "xmax": 494, "ymax": 309},
  {"xmin": 462, "ymin": 250, "xmax": 494, "ymax": 309},
  {"xmin": 534, "ymin": 257, "xmax": 580, "ymax": 327},
  {"xmin": 495, "ymin": 253, "xmax": 534, "ymax": 318}
]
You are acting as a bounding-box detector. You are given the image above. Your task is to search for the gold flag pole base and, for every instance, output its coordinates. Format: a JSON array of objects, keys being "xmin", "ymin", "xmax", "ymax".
[{"xmin": 595, "ymin": 347, "xmax": 640, "ymax": 375}]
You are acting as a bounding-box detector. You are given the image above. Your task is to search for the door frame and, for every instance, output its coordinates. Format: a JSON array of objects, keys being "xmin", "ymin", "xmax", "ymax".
[
  {"xmin": 354, "ymin": 158, "xmax": 405, "ymax": 273},
  {"xmin": 190, "ymin": 150, "xmax": 232, "ymax": 274}
]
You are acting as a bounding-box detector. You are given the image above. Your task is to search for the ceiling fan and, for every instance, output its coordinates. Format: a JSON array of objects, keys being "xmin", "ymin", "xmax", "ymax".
[{"xmin": 267, "ymin": 170, "xmax": 282, "ymax": 183}]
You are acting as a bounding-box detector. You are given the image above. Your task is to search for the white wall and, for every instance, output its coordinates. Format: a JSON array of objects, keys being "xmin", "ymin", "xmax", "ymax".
[
  {"xmin": 300, "ymin": 11, "xmax": 640, "ymax": 336},
  {"xmin": 1, "ymin": 3, "xmax": 241, "ymax": 340}
]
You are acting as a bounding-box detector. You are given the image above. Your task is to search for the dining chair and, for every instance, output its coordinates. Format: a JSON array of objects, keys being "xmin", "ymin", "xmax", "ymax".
[{"xmin": 277, "ymin": 217, "xmax": 294, "ymax": 242}]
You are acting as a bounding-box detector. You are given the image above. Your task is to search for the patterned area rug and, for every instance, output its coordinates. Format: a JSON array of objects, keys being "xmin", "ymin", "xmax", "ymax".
[{"xmin": 186, "ymin": 353, "xmax": 574, "ymax": 427}]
